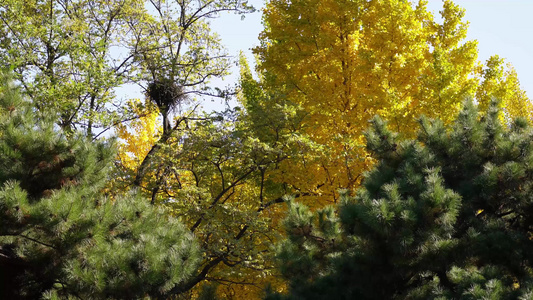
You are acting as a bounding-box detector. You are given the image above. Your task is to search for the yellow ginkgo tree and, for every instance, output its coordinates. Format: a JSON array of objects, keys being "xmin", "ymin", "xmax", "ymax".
[{"xmin": 250, "ymin": 0, "xmax": 533, "ymax": 204}]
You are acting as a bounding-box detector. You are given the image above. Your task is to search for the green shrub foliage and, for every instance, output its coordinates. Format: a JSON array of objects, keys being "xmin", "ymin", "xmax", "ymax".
[
  {"xmin": 0, "ymin": 73, "xmax": 200, "ymax": 299},
  {"xmin": 270, "ymin": 100, "xmax": 533, "ymax": 299}
]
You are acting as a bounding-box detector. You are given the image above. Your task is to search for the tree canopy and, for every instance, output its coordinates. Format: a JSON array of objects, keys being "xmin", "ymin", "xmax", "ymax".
[
  {"xmin": 248, "ymin": 0, "xmax": 533, "ymax": 204},
  {"xmin": 1, "ymin": 0, "xmax": 533, "ymax": 298},
  {"xmin": 0, "ymin": 0, "xmax": 251, "ymax": 135}
]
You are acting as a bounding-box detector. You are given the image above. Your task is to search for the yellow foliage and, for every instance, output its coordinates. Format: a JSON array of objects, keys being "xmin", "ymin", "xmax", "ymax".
[
  {"xmin": 115, "ymin": 98, "xmax": 161, "ymax": 173},
  {"xmin": 253, "ymin": 0, "xmax": 532, "ymax": 204},
  {"xmin": 476, "ymin": 55, "xmax": 533, "ymax": 124}
]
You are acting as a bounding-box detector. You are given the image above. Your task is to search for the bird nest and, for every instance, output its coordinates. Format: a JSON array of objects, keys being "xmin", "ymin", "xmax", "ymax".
[{"xmin": 147, "ymin": 78, "xmax": 184, "ymax": 111}]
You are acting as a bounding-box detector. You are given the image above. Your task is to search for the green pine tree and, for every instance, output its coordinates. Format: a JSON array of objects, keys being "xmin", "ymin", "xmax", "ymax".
[
  {"xmin": 270, "ymin": 99, "xmax": 533, "ymax": 299},
  {"xmin": 0, "ymin": 72, "xmax": 200, "ymax": 299}
]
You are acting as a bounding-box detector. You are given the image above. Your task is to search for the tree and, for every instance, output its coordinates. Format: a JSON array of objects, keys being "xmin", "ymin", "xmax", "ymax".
[
  {"xmin": 270, "ymin": 100, "xmax": 533, "ymax": 299},
  {"xmin": 0, "ymin": 0, "xmax": 252, "ymax": 136},
  {"xmin": 114, "ymin": 57, "xmax": 319, "ymax": 295},
  {"xmin": 0, "ymin": 73, "xmax": 200, "ymax": 299},
  {"xmin": 251, "ymin": 0, "xmax": 533, "ymax": 203},
  {"xmin": 0, "ymin": 0, "xmax": 142, "ymax": 134},
  {"xmin": 115, "ymin": 98, "xmax": 304, "ymax": 297},
  {"xmin": 124, "ymin": 0, "xmax": 255, "ymax": 196}
]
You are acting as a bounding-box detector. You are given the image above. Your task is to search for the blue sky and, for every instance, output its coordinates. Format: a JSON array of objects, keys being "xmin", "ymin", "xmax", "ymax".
[{"xmin": 209, "ymin": 0, "xmax": 533, "ymax": 111}]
